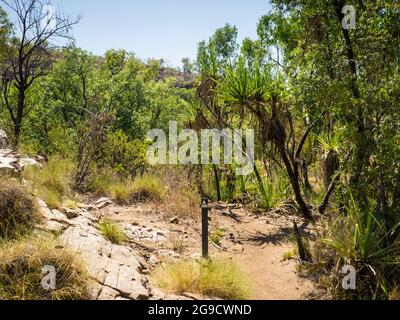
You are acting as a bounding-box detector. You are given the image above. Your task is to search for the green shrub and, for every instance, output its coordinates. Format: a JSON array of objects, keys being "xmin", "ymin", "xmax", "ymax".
[
  {"xmin": 100, "ymin": 130, "xmax": 147, "ymax": 177},
  {"xmin": 153, "ymin": 259, "xmax": 250, "ymax": 300},
  {"xmin": 242, "ymin": 167, "xmax": 291, "ymax": 211},
  {"xmin": 310, "ymin": 195, "xmax": 400, "ymax": 299},
  {"xmin": 282, "ymin": 248, "xmax": 297, "ymax": 261},
  {"xmin": 0, "ymin": 237, "xmax": 91, "ymax": 300},
  {"xmin": 0, "ymin": 180, "xmax": 40, "ymax": 240}
]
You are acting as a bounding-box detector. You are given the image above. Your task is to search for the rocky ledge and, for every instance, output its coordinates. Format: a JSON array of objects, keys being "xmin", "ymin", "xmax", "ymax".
[
  {"xmin": 0, "ymin": 129, "xmax": 41, "ymax": 175},
  {"xmin": 36, "ymin": 198, "xmax": 187, "ymax": 301}
]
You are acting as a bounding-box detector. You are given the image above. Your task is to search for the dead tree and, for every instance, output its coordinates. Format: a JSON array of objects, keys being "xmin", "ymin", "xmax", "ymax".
[{"xmin": 0, "ymin": 0, "xmax": 79, "ymax": 146}]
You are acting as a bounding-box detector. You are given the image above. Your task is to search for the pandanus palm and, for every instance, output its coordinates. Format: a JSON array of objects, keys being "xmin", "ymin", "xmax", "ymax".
[
  {"xmin": 315, "ymin": 133, "xmax": 341, "ymax": 192},
  {"xmin": 217, "ymin": 59, "xmax": 313, "ymax": 220}
]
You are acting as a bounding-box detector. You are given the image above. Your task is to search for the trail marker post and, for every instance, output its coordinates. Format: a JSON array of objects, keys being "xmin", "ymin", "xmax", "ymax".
[{"xmin": 201, "ymin": 198, "xmax": 209, "ymax": 259}]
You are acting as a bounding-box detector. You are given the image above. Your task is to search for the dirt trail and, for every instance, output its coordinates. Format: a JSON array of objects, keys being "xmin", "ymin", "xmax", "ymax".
[{"xmin": 101, "ymin": 203, "xmax": 318, "ymax": 300}]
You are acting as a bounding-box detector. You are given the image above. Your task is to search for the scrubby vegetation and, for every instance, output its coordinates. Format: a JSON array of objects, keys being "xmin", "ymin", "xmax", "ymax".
[
  {"xmin": 98, "ymin": 220, "xmax": 127, "ymax": 245},
  {"xmin": 154, "ymin": 259, "xmax": 250, "ymax": 300},
  {"xmin": 0, "ymin": 179, "xmax": 40, "ymax": 239},
  {"xmin": 23, "ymin": 158, "xmax": 75, "ymax": 209},
  {"xmin": 0, "ymin": 0, "xmax": 399, "ymax": 300}
]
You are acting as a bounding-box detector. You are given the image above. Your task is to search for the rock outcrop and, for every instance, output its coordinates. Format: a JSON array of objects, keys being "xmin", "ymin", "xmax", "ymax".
[
  {"xmin": 0, "ymin": 148, "xmax": 41, "ymax": 176},
  {"xmin": 0, "ymin": 130, "xmax": 8, "ymax": 149},
  {"xmin": 37, "ymin": 199, "xmax": 170, "ymax": 300},
  {"xmin": 0, "ymin": 149, "xmax": 20, "ymax": 175}
]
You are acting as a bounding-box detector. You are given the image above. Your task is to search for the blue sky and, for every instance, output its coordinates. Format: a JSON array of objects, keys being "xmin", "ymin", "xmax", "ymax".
[{"xmin": 47, "ymin": 0, "xmax": 271, "ymax": 67}]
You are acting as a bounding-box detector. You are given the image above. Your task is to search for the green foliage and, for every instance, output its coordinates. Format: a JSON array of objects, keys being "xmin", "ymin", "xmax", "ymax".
[
  {"xmin": 100, "ymin": 130, "xmax": 147, "ymax": 177},
  {"xmin": 104, "ymin": 49, "xmax": 127, "ymax": 75},
  {"xmin": 312, "ymin": 195, "xmax": 400, "ymax": 299},
  {"xmin": 98, "ymin": 220, "xmax": 127, "ymax": 245},
  {"xmin": 217, "ymin": 57, "xmax": 271, "ymax": 106},
  {"xmin": 197, "ymin": 23, "xmax": 238, "ymax": 75},
  {"xmin": 282, "ymin": 248, "xmax": 297, "ymax": 261},
  {"xmin": 181, "ymin": 57, "xmax": 194, "ymax": 74},
  {"xmin": 210, "ymin": 228, "xmax": 226, "ymax": 246}
]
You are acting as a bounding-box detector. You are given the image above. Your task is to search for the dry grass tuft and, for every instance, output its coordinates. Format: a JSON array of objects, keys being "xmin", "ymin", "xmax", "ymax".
[
  {"xmin": 0, "ymin": 237, "xmax": 91, "ymax": 300},
  {"xmin": 23, "ymin": 157, "xmax": 76, "ymax": 210},
  {"xmin": 158, "ymin": 167, "xmax": 200, "ymax": 220},
  {"xmin": 0, "ymin": 179, "xmax": 40, "ymax": 239},
  {"xmin": 153, "ymin": 258, "xmax": 250, "ymax": 300}
]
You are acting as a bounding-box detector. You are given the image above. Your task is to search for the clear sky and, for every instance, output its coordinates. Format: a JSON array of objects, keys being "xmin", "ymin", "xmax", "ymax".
[{"xmin": 47, "ymin": 0, "xmax": 271, "ymax": 67}]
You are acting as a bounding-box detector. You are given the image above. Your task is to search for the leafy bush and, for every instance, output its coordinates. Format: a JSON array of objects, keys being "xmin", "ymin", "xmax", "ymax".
[
  {"xmin": 23, "ymin": 157, "xmax": 75, "ymax": 209},
  {"xmin": 100, "ymin": 130, "xmax": 147, "ymax": 177},
  {"xmin": 108, "ymin": 174, "xmax": 166, "ymax": 205},
  {"xmin": 98, "ymin": 220, "xmax": 127, "ymax": 245},
  {"xmin": 0, "ymin": 179, "xmax": 40, "ymax": 239},
  {"xmin": 0, "ymin": 237, "xmax": 91, "ymax": 300},
  {"xmin": 153, "ymin": 259, "xmax": 250, "ymax": 300},
  {"xmin": 310, "ymin": 195, "xmax": 400, "ymax": 299}
]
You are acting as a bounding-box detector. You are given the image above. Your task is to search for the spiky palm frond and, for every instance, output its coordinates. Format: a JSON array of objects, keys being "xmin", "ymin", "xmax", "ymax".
[
  {"xmin": 217, "ymin": 58, "xmax": 271, "ymax": 106},
  {"xmin": 324, "ymin": 194, "xmax": 400, "ymax": 268}
]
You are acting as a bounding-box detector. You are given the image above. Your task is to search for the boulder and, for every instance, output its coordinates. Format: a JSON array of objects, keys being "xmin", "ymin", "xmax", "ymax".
[
  {"xmin": 19, "ymin": 157, "xmax": 41, "ymax": 169},
  {"xmin": 93, "ymin": 197, "xmax": 114, "ymax": 209},
  {"xmin": 0, "ymin": 130, "xmax": 8, "ymax": 148},
  {"xmin": 0, "ymin": 148, "xmax": 20, "ymax": 175},
  {"xmin": 0, "ymin": 163, "xmax": 17, "ymax": 176}
]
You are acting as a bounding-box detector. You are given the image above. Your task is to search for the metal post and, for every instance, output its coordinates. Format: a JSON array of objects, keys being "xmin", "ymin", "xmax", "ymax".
[{"xmin": 201, "ymin": 198, "xmax": 209, "ymax": 259}]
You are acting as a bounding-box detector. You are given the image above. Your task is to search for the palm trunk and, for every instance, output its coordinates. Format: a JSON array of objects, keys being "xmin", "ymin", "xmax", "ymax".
[{"xmin": 278, "ymin": 144, "xmax": 313, "ymax": 220}]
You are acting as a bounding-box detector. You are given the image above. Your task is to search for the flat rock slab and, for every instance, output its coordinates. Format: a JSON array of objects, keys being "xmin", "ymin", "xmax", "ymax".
[{"xmin": 38, "ymin": 199, "xmax": 153, "ymax": 300}]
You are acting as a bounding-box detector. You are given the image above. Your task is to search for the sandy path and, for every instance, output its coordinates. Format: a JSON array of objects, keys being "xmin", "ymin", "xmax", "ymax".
[
  {"xmin": 208, "ymin": 208, "xmax": 315, "ymax": 300},
  {"xmin": 102, "ymin": 203, "xmax": 317, "ymax": 300}
]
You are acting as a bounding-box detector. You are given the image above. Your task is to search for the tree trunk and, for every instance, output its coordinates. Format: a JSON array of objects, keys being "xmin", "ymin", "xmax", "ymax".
[
  {"xmin": 294, "ymin": 221, "xmax": 312, "ymax": 263},
  {"xmin": 302, "ymin": 162, "xmax": 313, "ymax": 194},
  {"xmin": 13, "ymin": 87, "xmax": 25, "ymax": 147},
  {"xmin": 212, "ymin": 164, "xmax": 221, "ymax": 202},
  {"xmin": 278, "ymin": 145, "xmax": 313, "ymax": 220}
]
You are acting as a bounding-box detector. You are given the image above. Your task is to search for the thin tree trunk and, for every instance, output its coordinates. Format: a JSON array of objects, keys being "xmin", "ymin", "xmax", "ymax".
[
  {"xmin": 13, "ymin": 87, "xmax": 25, "ymax": 147},
  {"xmin": 294, "ymin": 221, "xmax": 312, "ymax": 263},
  {"xmin": 318, "ymin": 174, "xmax": 339, "ymax": 215},
  {"xmin": 212, "ymin": 164, "xmax": 221, "ymax": 202},
  {"xmin": 278, "ymin": 144, "xmax": 313, "ymax": 220}
]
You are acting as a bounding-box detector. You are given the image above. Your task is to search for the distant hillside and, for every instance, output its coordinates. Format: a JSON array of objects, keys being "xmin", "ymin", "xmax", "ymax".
[{"xmin": 157, "ymin": 67, "xmax": 196, "ymax": 89}]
